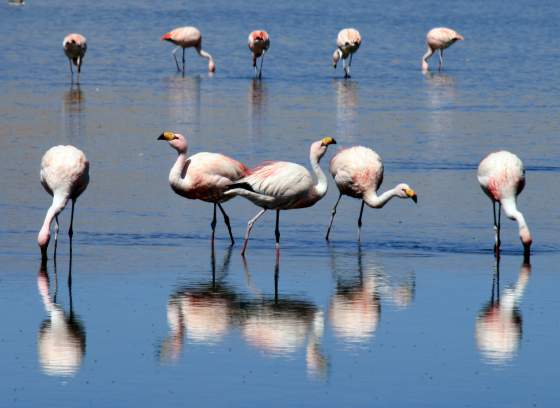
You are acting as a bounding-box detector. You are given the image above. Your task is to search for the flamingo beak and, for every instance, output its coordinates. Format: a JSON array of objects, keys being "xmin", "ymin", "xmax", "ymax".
[
  {"xmin": 405, "ymin": 188, "xmax": 417, "ymax": 203},
  {"xmin": 158, "ymin": 131, "xmax": 175, "ymax": 141},
  {"xmin": 321, "ymin": 137, "xmax": 337, "ymax": 146}
]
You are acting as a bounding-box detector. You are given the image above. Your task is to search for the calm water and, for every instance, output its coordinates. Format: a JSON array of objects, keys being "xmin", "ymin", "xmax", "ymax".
[{"xmin": 1, "ymin": 0, "xmax": 559, "ymax": 406}]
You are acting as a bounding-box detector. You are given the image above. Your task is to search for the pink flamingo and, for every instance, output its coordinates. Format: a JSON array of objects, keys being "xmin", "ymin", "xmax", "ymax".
[
  {"xmin": 158, "ymin": 131, "xmax": 247, "ymax": 244},
  {"xmin": 326, "ymin": 146, "xmax": 417, "ymax": 241},
  {"xmin": 225, "ymin": 137, "xmax": 337, "ymax": 255},
  {"xmin": 477, "ymin": 151, "xmax": 532, "ymax": 258},
  {"xmin": 63, "ymin": 33, "xmax": 87, "ymax": 83},
  {"xmin": 332, "ymin": 28, "xmax": 362, "ymax": 78},
  {"xmin": 421, "ymin": 27, "xmax": 464, "ymax": 72},
  {"xmin": 161, "ymin": 26, "xmax": 216, "ymax": 74},
  {"xmin": 38, "ymin": 145, "xmax": 89, "ymax": 260},
  {"xmin": 248, "ymin": 30, "xmax": 270, "ymax": 78}
]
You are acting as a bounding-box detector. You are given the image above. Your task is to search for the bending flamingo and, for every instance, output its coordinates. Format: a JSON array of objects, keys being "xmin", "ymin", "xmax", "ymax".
[
  {"xmin": 158, "ymin": 131, "xmax": 247, "ymax": 244},
  {"xmin": 248, "ymin": 30, "xmax": 270, "ymax": 78},
  {"xmin": 477, "ymin": 151, "xmax": 532, "ymax": 258},
  {"xmin": 326, "ymin": 146, "xmax": 417, "ymax": 241},
  {"xmin": 63, "ymin": 33, "xmax": 87, "ymax": 83},
  {"xmin": 225, "ymin": 137, "xmax": 337, "ymax": 255},
  {"xmin": 161, "ymin": 26, "xmax": 216, "ymax": 74},
  {"xmin": 38, "ymin": 145, "xmax": 89, "ymax": 260},
  {"xmin": 332, "ymin": 28, "xmax": 361, "ymax": 78},
  {"xmin": 421, "ymin": 27, "xmax": 464, "ymax": 72}
]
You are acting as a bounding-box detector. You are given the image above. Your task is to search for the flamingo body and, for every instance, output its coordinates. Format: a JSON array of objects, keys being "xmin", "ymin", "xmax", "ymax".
[
  {"xmin": 326, "ymin": 146, "xmax": 417, "ymax": 240},
  {"xmin": 63, "ymin": 33, "xmax": 87, "ymax": 82},
  {"xmin": 158, "ymin": 132, "xmax": 247, "ymax": 243},
  {"xmin": 38, "ymin": 145, "xmax": 89, "ymax": 258},
  {"xmin": 332, "ymin": 28, "xmax": 361, "ymax": 78},
  {"xmin": 477, "ymin": 151, "xmax": 532, "ymax": 256},
  {"xmin": 422, "ymin": 27, "xmax": 463, "ymax": 72},
  {"xmin": 161, "ymin": 26, "xmax": 216, "ymax": 73},
  {"xmin": 248, "ymin": 30, "xmax": 270, "ymax": 78}
]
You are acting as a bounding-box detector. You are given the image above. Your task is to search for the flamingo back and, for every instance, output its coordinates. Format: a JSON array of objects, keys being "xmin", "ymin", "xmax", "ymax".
[
  {"xmin": 426, "ymin": 27, "xmax": 463, "ymax": 50},
  {"xmin": 330, "ymin": 146, "xmax": 383, "ymax": 198},
  {"xmin": 477, "ymin": 151, "xmax": 525, "ymax": 202},
  {"xmin": 162, "ymin": 26, "xmax": 202, "ymax": 48},
  {"xmin": 336, "ymin": 28, "xmax": 362, "ymax": 57},
  {"xmin": 40, "ymin": 145, "xmax": 89, "ymax": 199}
]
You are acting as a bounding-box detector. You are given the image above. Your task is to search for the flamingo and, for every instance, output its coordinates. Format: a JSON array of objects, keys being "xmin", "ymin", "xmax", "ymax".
[
  {"xmin": 477, "ymin": 151, "xmax": 532, "ymax": 258},
  {"xmin": 248, "ymin": 30, "xmax": 270, "ymax": 78},
  {"xmin": 161, "ymin": 26, "xmax": 216, "ymax": 74},
  {"xmin": 332, "ymin": 28, "xmax": 361, "ymax": 78},
  {"xmin": 157, "ymin": 131, "xmax": 247, "ymax": 244},
  {"xmin": 38, "ymin": 145, "xmax": 89, "ymax": 260},
  {"xmin": 225, "ymin": 137, "xmax": 337, "ymax": 255},
  {"xmin": 421, "ymin": 27, "xmax": 464, "ymax": 72},
  {"xmin": 326, "ymin": 146, "xmax": 417, "ymax": 241},
  {"xmin": 63, "ymin": 33, "xmax": 87, "ymax": 83}
]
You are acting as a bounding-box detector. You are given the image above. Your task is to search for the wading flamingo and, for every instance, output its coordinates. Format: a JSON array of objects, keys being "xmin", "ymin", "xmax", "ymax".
[
  {"xmin": 158, "ymin": 131, "xmax": 247, "ymax": 244},
  {"xmin": 332, "ymin": 28, "xmax": 361, "ymax": 78},
  {"xmin": 248, "ymin": 30, "xmax": 270, "ymax": 78},
  {"xmin": 326, "ymin": 146, "xmax": 417, "ymax": 241},
  {"xmin": 161, "ymin": 26, "xmax": 216, "ymax": 74},
  {"xmin": 225, "ymin": 137, "xmax": 337, "ymax": 255},
  {"xmin": 38, "ymin": 145, "xmax": 89, "ymax": 260},
  {"xmin": 477, "ymin": 151, "xmax": 532, "ymax": 258},
  {"xmin": 63, "ymin": 33, "xmax": 87, "ymax": 83},
  {"xmin": 421, "ymin": 27, "xmax": 464, "ymax": 72}
]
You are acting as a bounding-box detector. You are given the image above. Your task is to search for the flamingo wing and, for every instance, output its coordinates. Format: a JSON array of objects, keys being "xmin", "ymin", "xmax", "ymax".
[{"xmin": 242, "ymin": 161, "xmax": 314, "ymax": 198}]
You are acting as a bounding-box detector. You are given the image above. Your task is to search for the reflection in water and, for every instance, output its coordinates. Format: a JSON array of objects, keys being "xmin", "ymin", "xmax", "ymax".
[
  {"xmin": 248, "ymin": 79, "xmax": 268, "ymax": 143},
  {"xmin": 328, "ymin": 245, "xmax": 415, "ymax": 344},
  {"xmin": 166, "ymin": 76, "xmax": 201, "ymax": 134},
  {"xmin": 62, "ymin": 85, "xmax": 85, "ymax": 142},
  {"xmin": 475, "ymin": 259, "xmax": 531, "ymax": 366},
  {"xmin": 423, "ymin": 72, "xmax": 457, "ymax": 138},
  {"xmin": 37, "ymin": 255, "xmax": 86, "ymax": 377},
  {"xmin": 333, "ymin": 80, "xmax": 358, "ymax": 142}
]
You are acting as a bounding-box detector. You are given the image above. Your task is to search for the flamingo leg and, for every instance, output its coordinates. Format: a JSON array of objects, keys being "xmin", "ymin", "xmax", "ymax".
[
  {"xmin": 68, "ymin": 235, "xmax": 73, "ymax": 294},
  {"xmin": 77, "ymin": 57, "xmax": 81, "ymax": 83},
  {"xmin": 258, "ymin": 51, "xmax": 266, "ymax": 79},
  {"xmin": 357, "ymin": 200, "xmax": 365, "ymax": 241},
  {"xmin": 217, "ymin": 203, "xmax": 235, "ymax": 245},
  {"xmin": 439, "ymin": 49, "xmax": 444, "ymax": 71},
  {"xmin": 53, "ymin": 215, "xmax": 60, "ymax": 258},
  {"xmin": 347, "ymin": 53, "xmax": 353, "ymax": 77},
  {"xmin": 182, "ymin": 47, "xmax": 186, "ymax": 74},
  {"xmin": 325, "ymin": 193, "xmax": 342, "ymax": 241},
  {"xmin": 241, "ymin": 208, "xmax": 267, "ymax": 256},
  {"xmin": 210, "ymin": 203, "xmax": 217, "ymax": 243},
  {"xmin": 343, "ymin": 58, "xmax": 349, "ymax": 78},
  {"xmin": 274, "ymin": 210, "xmax": 281, "ymax": 250},
  {"xmin": 68, "ymin": 199, "xmax": 75, "ymax": 239},
  {"xmin": 68, "ymin": 59, "xmax": 74, "ymax": 82},
  {"xmin": 172, "ymin": 47, "xmax": 181, "ymax": 72}
]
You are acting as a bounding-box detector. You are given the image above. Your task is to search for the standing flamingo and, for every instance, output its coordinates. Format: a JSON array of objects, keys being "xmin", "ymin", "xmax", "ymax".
[
  {"xmin": 63, "ymin": 33, "xmax": 87, "ymax": 83},
  {"xmin": 248, "ymin": 30, "xmax": 270, "ymax": 78},
  {"xmin": 161, "ymin": 26, "xmax": 216, "ymax": 74},
  {"xmin": 326, "ymin": 146, "xmax": 417, "ymax": 241},
  {"xmin": 332, "ymin": 28, "xmax": 361, "ymax": 78},
  {"xmin": 225, "ymin": 137, "xmax": 337, "ymax": 255},
  {"xmin": 421, "ymin": 27, "xmax": 464, "ymax": 72},
  {"xmin": 477, "ymin": 151, "xmax": 532, "ymax": 258},
  {"xmin": 158, "ymin": 131, "xmax": 247, "ymax": 244},
  {"xmin": 38, "ymin": 145, "xmax": 89, "ymax": 260}
]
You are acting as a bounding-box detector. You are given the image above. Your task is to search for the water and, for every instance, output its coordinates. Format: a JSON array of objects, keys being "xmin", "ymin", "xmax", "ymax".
[{"xmin": 1, "ymin": 0, "xmax": 559, "ymax": 406}]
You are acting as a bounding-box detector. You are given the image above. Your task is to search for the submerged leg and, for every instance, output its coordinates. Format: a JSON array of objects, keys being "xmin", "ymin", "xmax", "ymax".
[
  {"xmin": 438, "ymin": 49, "xmax": 444, "ymax": 71},
  {"xmin": 210, "ymin": 203, "xmax": 217, "ymax": 243},
  {"xmin": 172, "ymin": 47, "xmax": 181, "ymax": 72},
  {"xmin": 217, "ymin": 203, "xmax": 235, "ymax": 245},
  {"xmin": 182, "ymin": 47, "xmax": 186, "ymax": 74},
  {"xmin": 325, "ymin": 193, "xmax": 342, "ymax": 241},
  {"xmin": 258, "ymin": 51, "xmax": 266, "ymax": 79},
  {"xmin": 275, "ymin": 210, "xmax": 281, "ymax": 250},
  {"xmin": 347, "ymin": 53, "xmax": 353, "ymax": 77},
  {"xmin": 68, "ymin": 59, "xmax": 74, "ymax": 82},
  {"xmin": 241, "ymin": 209, "xmax": 267, "ymax": 256},
  {"xmin": 53, "ymin": 215, "xmax": 60, "ymax": 258},
  {"xmin": 357, "ymin": 200, "xmax": 365, "ymax": 241},
  {"xmin": 68, "ymin": 200, "xmax": 75, "ymax": 239}
]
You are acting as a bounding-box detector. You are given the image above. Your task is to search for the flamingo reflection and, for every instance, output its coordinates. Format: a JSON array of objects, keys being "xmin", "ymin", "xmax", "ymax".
[
  {"xmin": 63, "ymin": 85, "xmax": 85, "ymax": 142},
  {"xmin": 37, "ymin": 255, "xmax": 85, "ymax": 377},
  {"xmin": 475, "ymin": 259, "xmax": 531, "ymax": 365},
  {"xmin": 328, "ymin": 245, "xmax": 415, "ymax": 344},
  {"xmin": 334, "ymin": 79, "xmax": 358, "ymax": 143}
]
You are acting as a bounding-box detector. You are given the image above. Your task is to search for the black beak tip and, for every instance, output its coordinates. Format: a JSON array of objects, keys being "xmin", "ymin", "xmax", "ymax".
[
  {"xmin": 157, "ymin": 133, "xmax": 165, "ymax": 140},
  {"xmin": 412, "ymin": 195, "xmax": 418, "ymax": 204}
]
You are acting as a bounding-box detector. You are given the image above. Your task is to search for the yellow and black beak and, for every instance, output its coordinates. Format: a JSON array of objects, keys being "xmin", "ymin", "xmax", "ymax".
[
  {"xmin": 405, "ymin": 188, "xmax": 418, "ymax": 204},
  {"xmin": 321, "ymin": 136, "xmax": 337, "ymax": 146},
  {"xmin": 158, "ymin": 131, "xmax": 176, "ymax": 141}
]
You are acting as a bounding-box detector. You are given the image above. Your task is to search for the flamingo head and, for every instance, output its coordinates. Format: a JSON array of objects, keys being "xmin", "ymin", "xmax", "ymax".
[
  {"xmin": 158, "ymin": 131, "xmax": 187, "ymax": 153},
  {"xmin": 455, "ymin": 33, "xmax": 464, "ymax": 41},
  {"xmin": 37, "ymin": 228, "xmax": 50, "ymax": 259},
  {"xmin": 332, "ymin": 49, "xmax": 342, "ymax": 68},
  {"xmin": 311, "ymin": 136, "xmax": 337, "ymax": 161},
  {"xmin": 520, "ymin": 226, "xmax": 532, "ymax": 249},
  {"xmin": 395, "ymin": 183, "xmax": 418, "ymax": 203},
  {"xmin": 208, "ymin": 59, "xmax": 216, "ymax": 73}
]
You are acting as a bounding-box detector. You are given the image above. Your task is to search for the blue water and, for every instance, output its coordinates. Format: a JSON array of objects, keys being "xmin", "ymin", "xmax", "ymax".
[{"xmin": 1, "ymin": 0, "xmax": 559, "ymax": 406}]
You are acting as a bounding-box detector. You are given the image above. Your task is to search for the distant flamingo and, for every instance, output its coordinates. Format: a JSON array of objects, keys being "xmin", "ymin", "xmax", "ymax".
[
  {"xmin": 421, "ymin": 27, "xmax": 464, "ymax": 72},
  {"xmin": 161, "ymin": 26, "xmax": 216, "ymax": 74},
  {"xmin": 225, "ymin": 137, "xmax": 337, "ymax": 255},
  {"xmin": 158, "ymin": 131, "xmax": 247, "ymax": 244},
  {"xmin": 332, "ymin": 28, "xmax": 361, "ymax": 78},
  {"xmin": 38, "ymin": 145, "xmax": 89, "ymax": 260},
  {"xmin": 326, "ymin": 146, "xmax": 417, "ymax": 241},
  {"xmin": 63, "ymin": 33, "xmax": 87, "ymax": 83},
  {"xmin": 477, "ymin": 151, "xmax": 532, "ymax": 258},
  {"xmin": 248, "ymin": 30, "xmax": 270, "ymax": 78}
]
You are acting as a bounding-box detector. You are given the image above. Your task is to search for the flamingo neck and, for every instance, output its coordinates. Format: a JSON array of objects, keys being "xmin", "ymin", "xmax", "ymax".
[
  {"xmin": 38, "ymin": 195, "xmax": 68, "ymax": 250},
  {"xmin": 500, "ymin": 197, "xmax": 532, "ymax": 247},
  {"xmin": 364, "ymin": 187, "xmax": 399, "ymax": 209},
  {"xmin": 197, "ymin": 48, "xmax": 214, "ymax": 69},
  {"xmin": 169, "ymin": 151, "xmax": 190, "ymax": 190},
  {"xmin": 310, "ymin": 152, "xmax": 328, "ymax": 199},
  {"xmin": 422, "ymin": 47, "xmax": 433, "ymax": 71}
]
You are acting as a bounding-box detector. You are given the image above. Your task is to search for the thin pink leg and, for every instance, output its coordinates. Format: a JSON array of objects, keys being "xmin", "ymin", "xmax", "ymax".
[{"xmin": 241, "ymin": 209, "xmax": 267, "ymax": 256}]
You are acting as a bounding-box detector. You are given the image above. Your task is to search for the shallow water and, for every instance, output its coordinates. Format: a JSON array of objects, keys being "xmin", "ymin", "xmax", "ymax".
[{"xmin": 1, "ymin": 0, "xmax": 559, "ymax": 406}]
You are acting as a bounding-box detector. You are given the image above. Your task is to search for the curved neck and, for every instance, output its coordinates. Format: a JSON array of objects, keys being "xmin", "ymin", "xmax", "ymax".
[
  {"xmin": 422, "ymin": 47, "xmax": 433, "ymax": 71},
  {"xmin": 310, "ymin": 151, "xmax": 328, "ymax": 199},
  {"xmin": 197, "ymin": 48, "xmax": 214, "ymax": 64},
  {"xmin": 501, "ymin": 197, "xmax": 529, "ymax": 234},
  {"xmin": 38, "ymin": 195, "xmax": 68, "ymax": 241},
  {"xmin": 364, "ymin": 187, "xmax": 399, "ymax": 209},
  {"xmin": 169, "ymin": 150, "xmax": 189, "ymax": 188}
]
